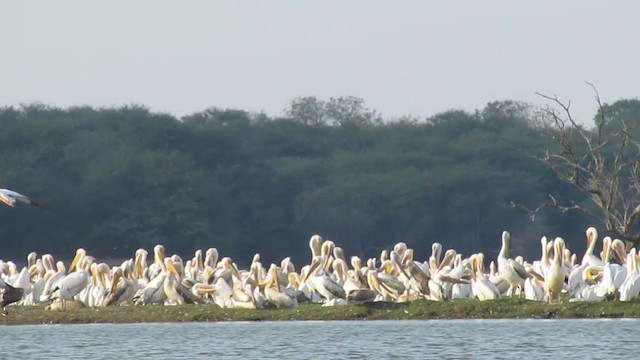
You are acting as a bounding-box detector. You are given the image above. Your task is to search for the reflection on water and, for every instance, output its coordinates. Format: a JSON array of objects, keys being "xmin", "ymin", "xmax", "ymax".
[{"xmin": 1, "ymin": 319, "xmax": 636, "ymax": 359}]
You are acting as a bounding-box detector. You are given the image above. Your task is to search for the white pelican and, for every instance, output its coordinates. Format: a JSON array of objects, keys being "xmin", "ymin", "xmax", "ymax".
[
  {"xmin": 331, "ymin": 257, "xmax": 375, "ymax": 303},
  {"xmin": 497, "ymin": 231, "xmax": 531, "ymax": 296},
  {"xmin": 598, "ymin": 238, "xmax": 627, "ymax": 296},
  {"xmin": 49, "ymin": 248, "xmax": 90, "ymax": 302},
  {"xmin": 162, "ymin": 257, "xmax": 188, "ymax": 305},
  {"xmin": 450, "ymin": 256, "xmax": 473, "ymax": 299},
  {"xmin": 102, "ymin": 265, "xmax": 138, "ymax": 306},
  {"xmin": 264, "ymin": 264, "xmax": 298, "ymax": 308},
  {"xmin": 531, "ymin": 236, "xmax": 552, "ymax": 278},
  {"xmin": 40, "ymin": 258, "xmax": 66, "ymax": 302},
  {"xmin": 619, "ymin": 248, "xmax": 640, "ymax": 301},
  {"xmin": 0, "ymin": 188, "xmax": 43, "ymax": 208},
  {"xmin": 303, "ymin": 256, "xmax": 345, "ymax": 302},
  {"xmin": 581, "ymin": 227, "xmax": 604, "ymax": 267},
  {"xmin": 524, "ymin": 277, "xmax": 545, "ymax": 301},
  {"xmin": 372, "ymin": 265, "xmax": 406, "ymax": 302},
  {"xmin": 545, "ymin": 237, "xmax": 566, "ymax": 303},
  {"xmin": 470, "ymin": 255, "xmax": 500, "ymax": 301},
  {"xmin": 133, "ymin": 245, "xmax": 169, "ymax": 305}
]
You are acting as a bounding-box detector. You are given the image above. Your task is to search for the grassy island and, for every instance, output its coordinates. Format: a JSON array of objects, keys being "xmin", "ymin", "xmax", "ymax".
[{"xmin": 3, "ymin": 298, "xmax": 640, "ymax": 325}]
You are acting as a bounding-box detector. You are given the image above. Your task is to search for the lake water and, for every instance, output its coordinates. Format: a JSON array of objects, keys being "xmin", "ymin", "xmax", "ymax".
[{"xmin": 0, "ymin": 319, "xmax": 635, "ymax": 359}]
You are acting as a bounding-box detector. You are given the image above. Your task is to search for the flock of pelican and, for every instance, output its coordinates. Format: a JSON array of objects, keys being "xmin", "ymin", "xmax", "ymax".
[
  {"xmin": 1, "ymin": 188, "xmax": 640, "ymax": 313},
  {"xmin": 2, "ymin": 224, "xmax": 640, "ymax": 315}
]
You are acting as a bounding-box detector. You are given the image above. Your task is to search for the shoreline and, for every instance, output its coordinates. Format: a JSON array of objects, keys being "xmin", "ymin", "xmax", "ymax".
[{"xmin": 3, "ymin": 298, "xmax": 640, "ymax": 325}]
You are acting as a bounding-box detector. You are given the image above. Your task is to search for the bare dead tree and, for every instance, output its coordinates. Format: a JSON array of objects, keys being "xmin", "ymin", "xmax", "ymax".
[{"xmin": 512, "ymin": 83, "xmax": 640, "ymax": 246}]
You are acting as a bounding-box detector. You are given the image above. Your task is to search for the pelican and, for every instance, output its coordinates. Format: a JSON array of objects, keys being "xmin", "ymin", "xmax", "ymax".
[
  {"xmin": 132, "ymin": 245, "xmax": 169, "ymax": 305},
  {"xmin": 162, "ymin": 257, "xmax": 189, "ymax": 305},
  {"xmin": 331, "ymin": 257, "xmax": 375, "ymax": 303},
  {"xmin": 545, "ymin": 237, "xmax": 566, "ymax": 303},
  {"xmin": 582, "ymin": 227, "xmax": 604, "ymax": 267},
  {"xmin": 497, "ymin": 231, "xmax": 531, "ymax": 296},
  {"xmin": 619, "ymin": 248, "xmax": 640, "ymax": 301},
  {"xmin": 0, "ymin": 188, "xmax": 43, "ymax": 208},
  {"xmin": 470, "ymin": 255, "xmax": 500, "ymax": 301},
  {"xmin": 598, "ymin": 238, "xmax": 628, "ymax": 296},
  {"xmin": 49, "ymin": 248, "xmax": 90, "ymax": 302},
  {"xmin": 40, "ymin": 258, "xmax": 66, "ymax": 302},
  {"xmin": 372, "ymin": 266, "xmax": 406, "ymax": 302},
  {"xmin": 524, "ymin": 277, "xmax": 545, "ymax": 301},
  {"xmin": 531, "ymin": 236, "xmax": 552, "ymax": 278},
  {"xmin": 303, "ymin": 256, "xmax": 345, "ymax": 302},
  {"xmin": 264, "ymin": 264, "xmax": 298, "ymax": 308},
  {"xmin": 102, "ymin": 265, "xmax": 138, "ymax": 306},
  {"xmin": 0, "ymin": 278, "xmax": 24, "ymax": 315}
]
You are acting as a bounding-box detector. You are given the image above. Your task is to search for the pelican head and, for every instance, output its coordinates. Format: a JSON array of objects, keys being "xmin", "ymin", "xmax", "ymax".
[
  {"xmin": 309, "ymin": 235, "xmax": 323, "ymax": 258},
  {"xmin": 164, "ymin": 257, "xmax": 180, "ymax": 278},
  {"xmin": 393, "ymin": 242, "xmax": 407, "ymax": 257},
  {"xmin": 153, "ymin": 245, "xmax": 166, "ymax": 265},
  {"xmin": 68, "ymin": 248, "xmax": 87, "ymax": 273}
]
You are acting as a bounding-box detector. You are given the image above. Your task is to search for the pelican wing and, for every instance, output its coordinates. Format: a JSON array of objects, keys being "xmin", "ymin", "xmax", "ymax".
[
  {"xmin": 0, "ymin": 189, "xmax": 43, "ymax": 208},
  {"xmin": 509, "ymin": 259, "xmax": 532, "ymax": 280}
]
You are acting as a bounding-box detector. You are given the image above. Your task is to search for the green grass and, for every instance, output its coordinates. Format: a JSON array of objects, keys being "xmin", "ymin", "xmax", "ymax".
[{"xmin": 4, "ymin": 297, "xmax": 640, "ymax": 325}]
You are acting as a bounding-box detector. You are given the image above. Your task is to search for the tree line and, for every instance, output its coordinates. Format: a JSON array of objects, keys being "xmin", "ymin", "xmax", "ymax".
[{"xmin": 1, "ymin": 96, "xmax": 638, "ymax": 266}]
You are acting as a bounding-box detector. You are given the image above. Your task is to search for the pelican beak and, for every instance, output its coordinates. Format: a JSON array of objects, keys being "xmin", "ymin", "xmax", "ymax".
[
  {"xmin": 385, "ymin": 262, "xmax": 394, "ymax": 274},
  {"xmin": 109, "ymin": 270, "xmax": 121, "ymax": 293},
  {"xmin": 166, "ymin": 260, "xmax": 180, "ymax": 278},
  {"xmin": 28, "ymin": 265, "xmax": 39, "ymax": 279},
  {"xmin": 68, "ymin": 250, "xmax": 84, "ymax": 273},
  {"xmin": 223, "ymin": 260, "xmax": 241, "ymax": 281},
  {"xmin": 154, "ymin": 247, "xmax": 165, "ymax": 265},
  {"xmin": 367, "ymin": 271, "xmax": 382, "ymax": 294},
  {"xmin": 272, "ymin": 267, "xmax": 280, "ymax": 290},
  {"xmin": 133, "ymin": 252, "xmax": 142, "ymax": 279},
  {"xmin": 204, "ymin": 266, "xmax": 215, "ymax": 284},
  {"xmin": 288, "ymin": 273, "xmax": 299, "ymax": 288}
]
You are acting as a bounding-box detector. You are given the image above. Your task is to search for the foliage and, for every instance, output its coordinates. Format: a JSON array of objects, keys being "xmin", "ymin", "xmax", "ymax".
[
  {"xmin": 1, "ymin": 96, "xmax": 631, "ymax": 265},
  {"xmin": 517, "ymin": 89, "xmax": 640, "ymax": 246}
]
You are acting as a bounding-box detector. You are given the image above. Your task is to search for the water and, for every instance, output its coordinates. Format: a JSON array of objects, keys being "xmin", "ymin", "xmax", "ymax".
[{"xmin": 0, "ymin": 319, "xmax": 635, "ymax": 359}]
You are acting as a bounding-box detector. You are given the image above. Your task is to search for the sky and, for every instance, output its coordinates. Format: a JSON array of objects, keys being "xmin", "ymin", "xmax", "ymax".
[{"xmin": 2, "ymin": 1, "xmax": 638, "ymax": 125}]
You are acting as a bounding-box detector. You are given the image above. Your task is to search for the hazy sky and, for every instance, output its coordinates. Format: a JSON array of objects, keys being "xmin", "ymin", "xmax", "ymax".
[{"xmin": 2, "ymin": 1, "xmax": 638, "ymax": 124}]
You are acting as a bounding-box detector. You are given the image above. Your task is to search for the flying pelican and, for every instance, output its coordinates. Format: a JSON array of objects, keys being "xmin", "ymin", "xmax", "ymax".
[{"xmin": 0, "ymin": 188, "xmax": 43, "ymax": 208}]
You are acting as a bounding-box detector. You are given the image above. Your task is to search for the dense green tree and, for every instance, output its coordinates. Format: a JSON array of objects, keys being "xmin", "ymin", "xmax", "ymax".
[{"xmin": 1, "ymin": 96, "xmax": 630, "ymax": 267}]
